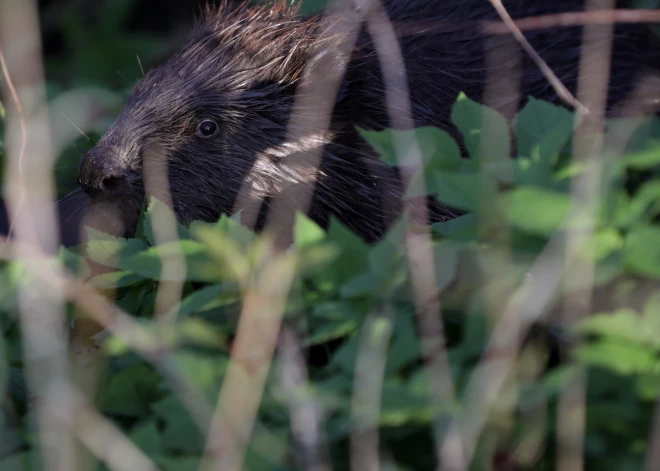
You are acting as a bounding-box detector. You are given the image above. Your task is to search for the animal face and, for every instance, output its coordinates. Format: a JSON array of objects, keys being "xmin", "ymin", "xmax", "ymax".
[{"xmin": 77, "ymin": 4, "xmax": 318, "ymax": 236}]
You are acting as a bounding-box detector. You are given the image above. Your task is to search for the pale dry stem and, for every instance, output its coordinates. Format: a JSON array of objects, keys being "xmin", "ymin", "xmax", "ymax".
[
  {"xmin": 557, "ymin": 1, "xmax": 616, "ymax": 469},
  {"xmin": 0, "ymin": 1, "xmax": 71, "ymax": 470},
  {"xmin": 354, "ymin": 0, "xmax": 466, "ymax": 468},
  {"xmin": 350, "ymin": 309, "xmax": 395, "ymax": 471},
  {"xmin": 142, "ymin": 147, "xmax": 187, "ymax": 326},
  {"xmin": 488, "ymin": 0, "xmax": 588, "ymax": 115},
  {"xmin": 48, "ymin": 381, "xmax": 161, "ymax": 471},
  {"xmin": 201, "ymin": 1, "xmax": 365, "ymax": 469},
  {"xmin": 279, "ymin": 328, "xmax": 333, "ymax": 471}
]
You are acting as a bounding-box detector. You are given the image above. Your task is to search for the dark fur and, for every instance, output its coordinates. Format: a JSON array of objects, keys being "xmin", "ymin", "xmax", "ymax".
[{"xmin": 76, "ymin": 0, "xmax": 660, "ymax": 243}]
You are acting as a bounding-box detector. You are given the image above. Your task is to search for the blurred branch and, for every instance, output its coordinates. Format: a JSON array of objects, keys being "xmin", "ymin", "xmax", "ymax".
[
  {"xmin": 200, "ymin": 247, "xmax": 298, "ymax": 471},
  {"xmin": 488, "ymin": 0, "xmax": 588, "ymax": 115},
  {"xmin": 557, "ymin": 0, "xmax": 616, "ymax": 469},
  {"xmin": 483, "ymin": 8, "xmax": 660, "ymax": 34},
  {"xmin": 0, "ymin": 1, "xmax": 72, "ymax": 470},
  {"xmin": 202, "ymin": 2, "xmax": 366, "ymax": 470},
  {"xmin": 279, "ymin": 328, "xmax": 332, "ymax": 471},
  {"xmin": 354, "ymin": 0, "xmax": 466, "ymax": 468},
  {"xmin": 49, "ymin": 380, "xmax": 161, "ymax": 471},
  {"xmin": 0, "ymin": 48, "xmax": 26, "ymax": 243}
]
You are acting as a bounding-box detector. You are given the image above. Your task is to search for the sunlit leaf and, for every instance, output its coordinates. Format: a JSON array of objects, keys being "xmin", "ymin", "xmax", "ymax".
[
  {"xmin": 502, "ymin": 186, "xmax": 571, "ymax": 236},
  {"xmin": 625, "ymin": 225, "xmax": 660, "ymax": 279},
  {"xmin": 451, "ymin": 92, "xmax": 510, "ymax": 161},
  {"xmin": 143, "ymin": 197, "xmax": 190, "ymax": 246},
  {"xmin": 85, "ymin": 227, "xmax": 147, "ymax": 269}
]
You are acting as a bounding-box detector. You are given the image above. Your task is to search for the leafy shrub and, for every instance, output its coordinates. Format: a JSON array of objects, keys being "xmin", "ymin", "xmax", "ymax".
[{"xmin": 2, "ymin": 90, "xmax": 660, "ymax": 470}]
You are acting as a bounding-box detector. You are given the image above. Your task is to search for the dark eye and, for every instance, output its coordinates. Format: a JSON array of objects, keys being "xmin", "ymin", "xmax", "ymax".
[{"xmin": 197, "ymin": 120, "xmax": 218, "ymax": 138}]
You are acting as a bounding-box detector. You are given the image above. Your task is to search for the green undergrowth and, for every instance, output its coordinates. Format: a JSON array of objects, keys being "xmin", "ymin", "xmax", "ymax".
[{"xmin": 3, "ymin": 91, "xmax": 660, "ymax": 470}]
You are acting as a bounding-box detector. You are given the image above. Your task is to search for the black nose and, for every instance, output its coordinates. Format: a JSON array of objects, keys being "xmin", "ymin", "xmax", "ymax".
[{"xmin": 77, "ymin": 149, "xmax": 127, "ymax": 198}]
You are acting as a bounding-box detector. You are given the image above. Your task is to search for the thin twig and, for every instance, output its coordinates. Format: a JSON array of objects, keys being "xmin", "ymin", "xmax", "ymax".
[
  {"xmin": 483, "ymin": 8, "xmax": 660, "ymax": 34},
  {"xmin": 488, "ymin": 0, "xmax": 589, "ymax": 115},
  {"xmin": 354, "ymin": 0, "xmax": 466, "ymax": 468},
  {"xmin": 0, "ymin": 48, "xmax": 27, "ymax": 243},
  {"xmin": 557, "ymin": 0, "xmax": 616, "ymax": 469},
  {"xmin": 202, "ymin": 2, "xmax": 366, "ymax": 470},
  {"xmin": 49, "ymin": 381, "xmax": 161, "ymax": 471},
  {"xmin": 350, "ymin": 309, "xmax": 395, "ymax": 471},
  {"xmin": 137, "ymin": 54, "xmax": 145, "ymax": 76},
  {"xmin": 395, "ymin": 9, "xmax": 660, "ymax": 37},
  {"xmin": 279, "ymin": 328, "xmax": 332, "ymax": 471}
]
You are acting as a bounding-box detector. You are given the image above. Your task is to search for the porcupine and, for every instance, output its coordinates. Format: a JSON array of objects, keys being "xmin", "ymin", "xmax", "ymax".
[{"xmin": 58, "ymin": 1, "xmax": 660, "ymax": 242}]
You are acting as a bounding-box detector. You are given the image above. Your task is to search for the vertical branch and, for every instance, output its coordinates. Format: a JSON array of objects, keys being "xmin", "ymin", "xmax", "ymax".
[
  {"xmin": 279, "ymin": 328, "xmax": 332, "ymax": 471},
  {"xmin": 487, "ymin": 0, "xmax": 588, "ymax": 115},
  {"xmin": 48, "ymin": 381, "xmax": 161, "ymax": 471},
  {"xmin": 200, "ymin": 249, "xmax": 298, "ymax": 471},
  {"xmin": 0, "ymin": 1, "xmax": 72, "ymax": 470},
  {"xmin": 557, "ymin": 1, "xmax": 616, "ymax": 469},
  {"xmin": 353, "ymin": 0, "xmax": 466, "ymax": 468},
  {"xmin": 142, "ymin": 146, "xmax": 187, "ymax": 325},
  {"xmin": 350, "ymin": 309, "xmax": 395, "ymax": 471},
  {"xmin": 202, "ymin": 2, "xmax": 365, "ymax": 470}
]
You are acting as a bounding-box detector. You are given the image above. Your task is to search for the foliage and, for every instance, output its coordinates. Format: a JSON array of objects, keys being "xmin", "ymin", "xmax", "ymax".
[
  {"xmin": 2, "ymin": 1, "xmax": 660, "ymax": 470},
  {"xmin": 1, "ymin": 85, "xmax": 660, "ymax": 469}
]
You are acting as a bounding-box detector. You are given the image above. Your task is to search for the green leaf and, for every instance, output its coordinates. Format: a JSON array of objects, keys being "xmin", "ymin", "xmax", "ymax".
[
  {"xmin": 172, "ymin": 351, "xmax": 227, "ymax": 400},
  {"xmin": 615, "ymin": 181, "xmax": 660, "ymax": 228},
  {"xmin": 129, "ymin": 419, "xmax": 161, "ymax": 457},
  {"xmin": 85, "ymin": 227, "xmax": 147, "ymax": 269},
  {"xmin": 323, "ymin": 217, "xmax": 370, "ymax": 284},
  {"xmin": 425, "ymin": 171, "xmax": 482, "ymax": 212},
  {"xmin": 119, "ymin": 240, "xmax": 220, "ymax": 282},
  {"xmin": 434, "ymin": 241, "xmax": 459, "ymax": 291},
  {"xmin": 340, "ymin": 239, "xmax": 408, "ymax": 298},
  {"xmin": 152, "ymin": 394, "xmax": 205, "ymax": 453},
  {"xmin": 575, "ymin": 341, "xmax": 659, "ymax": 375},
  {"xmin": 625, "ymin": 225, "xmax": 660, "ymax": 279},
  {"xmin": 575, "ymin": 309, "xmax": 644, "ymax": 345},
  {"xmin": 516, "ymin": 97, "xmax": 575, "ymax": 163},
  {"xmin": 502, "ymin": 186, "xmax": 571, "ymax": 236},
  {"xmin": 451, "ymin": 92, "xmax": 510, "ymax": 161},
  {"xmin": 102, "ymin": 365, "xmax": 161, "ymax": 417},
  {"xmin": 294, "ymin": 212, "xmax": 326, "ymax": 248},
  {"xmin": 143, "ymin": 197, "xmax": 191, "ymax": 246},
  {"xmin": 177, "ymin": 318, "xmax": 228, "ymax": 349},
  {"xmin": 589, "ymin": 229, "xmax": 624, "ymax": 262},
  {"xmin": 636, "ymin": 373, "xmax": 660, "ymax": 401},
  {"xmin": 619, "ymin": 145, "xmax": 660, "ymax": 170},
  {"xmin": 340, "ymin": 272, "xmax": 381, "ymax": 298},
  {"xmin": 358, "ymin": 126, "xmax": 462, "ymax": 169},
  {"xmin": 304, "ymin": 318, "xmax": 359, "ymax": 346},
  {"xmin": 171, "ymin": 283, "xmax": 238, "ymax": 319},
  {"xmin": 88, "ymin": 270, "xmax": 145, "ymax": 289},
  {"xmin": 432, "ymin": 213, "xmax": 478, "ymax": 242},
  {"xmin": 385, "ymin": 311, "xmax": 422, "ymax": 374},
  {"xmin": 58, "ymin": 246, "xmax": 89, "ymax": 277}
]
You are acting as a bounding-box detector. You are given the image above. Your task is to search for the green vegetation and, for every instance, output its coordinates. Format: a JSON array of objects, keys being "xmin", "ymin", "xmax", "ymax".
[
  {"xmin": 2, "ymin": 1, "xmax": 660, "ymax": 470},
  {"xmin": 3, "ymin": 87, "xmax": 660, "ymax": 468}
]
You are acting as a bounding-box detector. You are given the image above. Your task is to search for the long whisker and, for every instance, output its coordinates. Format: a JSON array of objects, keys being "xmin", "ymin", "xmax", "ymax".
[
  {"xmin": 57, "ymin": 188, "xmax": 84, "ymax": 206},
  {"xmin": 60, "ymin": 112, "xmax": 91, "ymax": 143},
  {"xmin": 73, "ymin": 142, "xmax": 89, "ymax": 154},
  {"xmin": 60, "ymin": 203, "xmax": 88, "ymax": 229},
  {"xmin": 117, "ymin": 71, "xmax": 132, "ymax": 86},
  {"xmin": 137, "ymin": 55, "xmax": 145, "ymax": 76}
]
